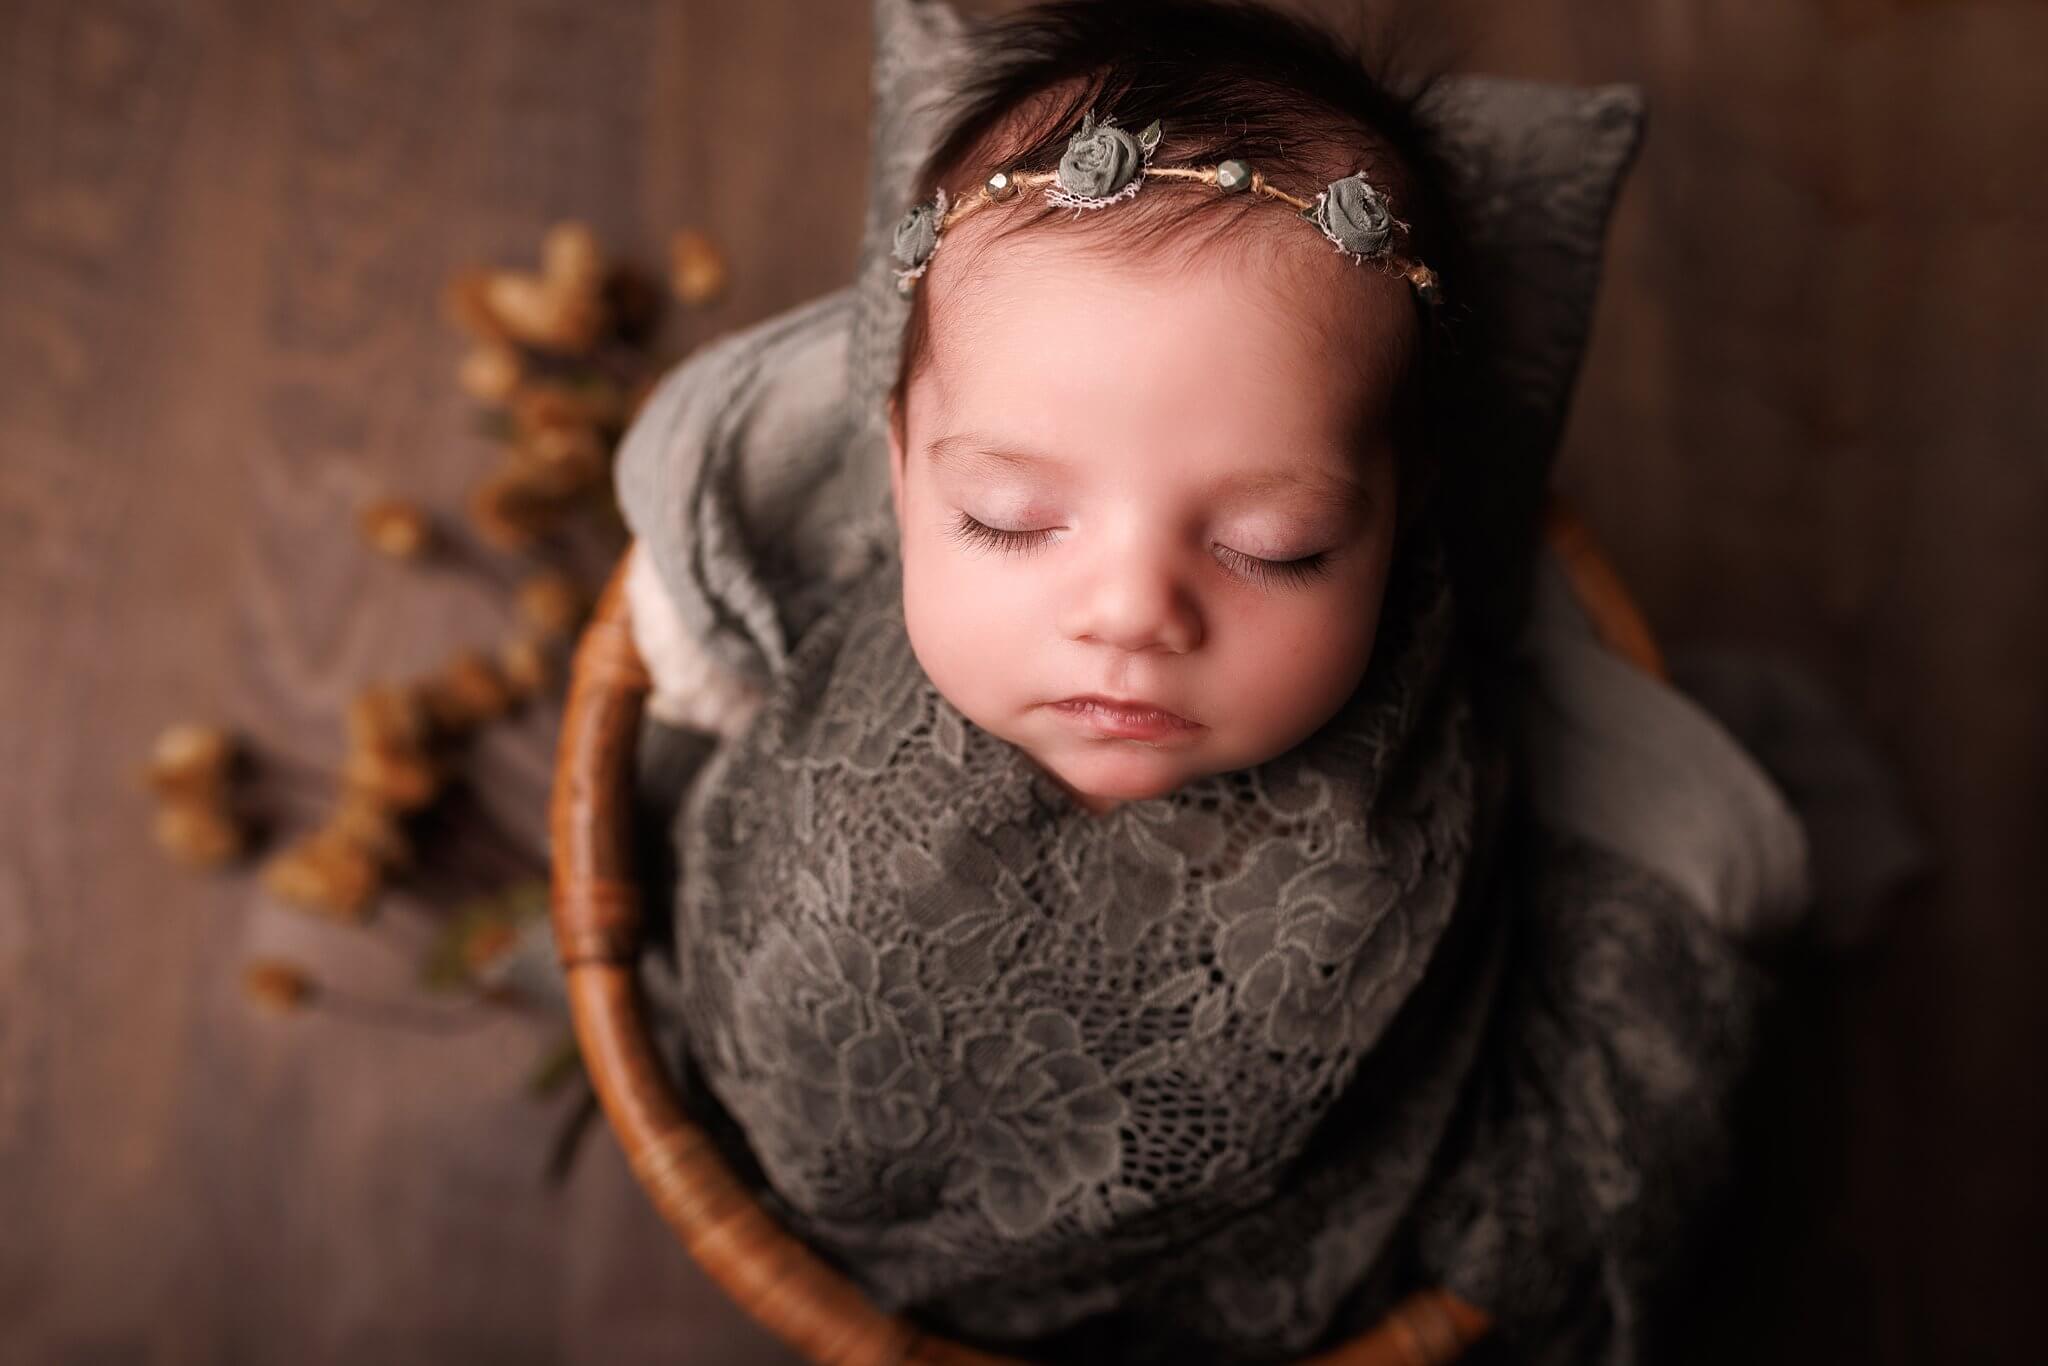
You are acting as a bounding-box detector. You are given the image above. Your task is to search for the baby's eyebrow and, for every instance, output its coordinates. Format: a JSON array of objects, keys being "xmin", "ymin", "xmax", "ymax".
[
  {"xmin": 1220, "ymin": 466, "xmax": 1375, "ymax": 517},
  {"xmin": 925, "ymin": 434, "xmax": 1076, "ymax": 479},
  {"xmin": 923, "ymin": 433, "xmax": 1372, "ymax": 516}
]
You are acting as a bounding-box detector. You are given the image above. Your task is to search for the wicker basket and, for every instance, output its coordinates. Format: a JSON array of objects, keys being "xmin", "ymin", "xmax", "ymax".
[{"xmin": 547, "ymin": 496, "xmax": 1662, "ymax": 1366}]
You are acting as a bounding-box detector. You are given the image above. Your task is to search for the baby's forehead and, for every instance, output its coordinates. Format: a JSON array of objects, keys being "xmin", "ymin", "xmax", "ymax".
[{"xmin": 924, "ymin": 223, "xmax": 1412, "ymax": 440}]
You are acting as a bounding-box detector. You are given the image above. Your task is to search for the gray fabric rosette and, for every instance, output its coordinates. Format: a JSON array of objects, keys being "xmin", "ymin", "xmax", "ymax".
[
  {"xmin": 1055, "ymin": 110, "xmax": 1146, "ymax": 200},
  {"xmin": 1310, "ymin": 171, "xmax": 1397, "ymax": 258},
  {"xmin": 891, "ymin": 192, "xmax": 944, "ymax": 269}
]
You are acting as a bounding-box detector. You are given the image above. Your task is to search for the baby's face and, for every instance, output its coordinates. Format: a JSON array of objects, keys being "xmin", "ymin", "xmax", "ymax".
[{"xmin": 888, "ymin": 227, "xmax": 1408, "ymax": 816}]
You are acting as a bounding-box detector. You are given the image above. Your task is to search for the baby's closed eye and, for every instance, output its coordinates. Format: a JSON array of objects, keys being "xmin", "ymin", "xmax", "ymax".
[{"xmin": 944, "ymin": 510, "xmax": 1338, "ymax": 590}]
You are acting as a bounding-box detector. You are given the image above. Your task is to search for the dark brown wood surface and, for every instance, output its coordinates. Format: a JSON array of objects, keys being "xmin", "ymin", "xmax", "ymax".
[{"xmin": 1, "ymin": 0, "xmax": 2040, "ymax": 1362}]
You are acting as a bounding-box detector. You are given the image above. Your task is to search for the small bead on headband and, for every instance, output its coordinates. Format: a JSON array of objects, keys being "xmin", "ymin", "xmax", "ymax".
[{"xmin": 891, "ymin": 109, "xmax": 1441, "ymax": 306}]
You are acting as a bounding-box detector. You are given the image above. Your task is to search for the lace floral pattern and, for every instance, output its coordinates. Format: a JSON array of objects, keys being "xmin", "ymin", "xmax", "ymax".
[
  {"xmin": 730, "ymin": 920, "xmax": 944, "ymax": 1163},
  {"xmin": 665, "ymin": 519, "xmax": 1491, "ymax": 1347},
  {"xmin": 660, "ymin": 516, "xmax": 1765, "ymax": 1364}
]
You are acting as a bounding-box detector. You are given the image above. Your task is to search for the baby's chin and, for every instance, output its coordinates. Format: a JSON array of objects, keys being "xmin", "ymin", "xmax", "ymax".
[{"xmin": 1027, "ymin": 737, "xmax": 1209, "ymax": 812}]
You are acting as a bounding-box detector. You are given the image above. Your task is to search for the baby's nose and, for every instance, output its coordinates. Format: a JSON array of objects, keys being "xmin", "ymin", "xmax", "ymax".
[{"xmin": 1062, "ymin": 562, "xmax": 1202, "ymax": 654}]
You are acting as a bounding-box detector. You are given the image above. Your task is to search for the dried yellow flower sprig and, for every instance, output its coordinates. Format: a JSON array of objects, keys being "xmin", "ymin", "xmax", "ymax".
[
  {"xmin": 257, "ymin": 625, "xmax": 570, "ymax": 923},
  {"xmin": 669, "ymin": 228, "xmax": 727, "ymax": 307},
  {"xmin": 242, "ymin": 958, "xmax": 317, "ymax": 1014},
  {"xmin": 441, "ymin": 220, "xmax": 673, "ymax": 552},
  {"xmin": 358, "ymin": 497, "xmax": 437, "ymax": 561},
  {"xmin": 150, "ymin": 217, "xmax": 689, "ymax": 1072},
  {"xmin": 143, "ymin": 723, "xmax": 251, "ymax": 869}
]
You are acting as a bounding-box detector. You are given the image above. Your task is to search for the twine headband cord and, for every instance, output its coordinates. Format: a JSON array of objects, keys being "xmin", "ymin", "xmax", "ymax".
[{"xmin": 891, "ymin": 109, "xmax": 1442, "ymax": 305}]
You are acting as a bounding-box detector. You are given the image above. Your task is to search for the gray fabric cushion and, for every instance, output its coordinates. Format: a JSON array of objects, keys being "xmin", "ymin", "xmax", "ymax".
[
  {"xmin": 846, "ymin": 0, "xmax": 976, "ymax": 457},
  {"xmin": 618, "ymin": 291, "xmax": 873, "ymax": 692}
]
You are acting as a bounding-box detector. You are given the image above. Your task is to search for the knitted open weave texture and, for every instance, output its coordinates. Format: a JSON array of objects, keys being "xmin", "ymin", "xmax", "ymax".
[{"xmin": 650, "ymin": 507, "xmax": 1771, "ymax": 1365}]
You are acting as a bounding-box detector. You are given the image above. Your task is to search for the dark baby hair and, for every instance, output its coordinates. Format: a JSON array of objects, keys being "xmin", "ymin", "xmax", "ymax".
[{"xmin": 885, "ymin": 0, "xmax": 1479, "ymax": 545}]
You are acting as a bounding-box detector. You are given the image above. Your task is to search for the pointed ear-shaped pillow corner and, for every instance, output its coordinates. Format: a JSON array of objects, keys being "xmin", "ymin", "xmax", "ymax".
[
  {"xmin": 1420, "ymin": 75, "xmax": 1650, "ymax": 478},
  {"xmin": 1408, "ymin": 75, "xmax": 1652, "ymax": 664},
  {"xmin": 849, "ymin": 0, "xmax": 974, "ymax": 440}
]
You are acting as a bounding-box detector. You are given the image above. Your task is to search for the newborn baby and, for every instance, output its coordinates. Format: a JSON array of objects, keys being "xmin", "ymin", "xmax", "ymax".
[
  {"xmin": 616, "ymin": 3, "xmax": 1794, "ymax": 1363},
  {"xmin": 882, "ymin": 132, "xmax": 1411, "ymax": 819}
]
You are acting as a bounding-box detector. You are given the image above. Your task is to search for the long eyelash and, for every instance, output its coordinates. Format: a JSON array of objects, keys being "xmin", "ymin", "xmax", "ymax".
[
  {"xmin": 1215, "ymin": 545, "xmax": 1334, "ymax": 589},
  {"xmin": 947, "ymin": 512, "xmax": 1058, "ymax": 557},
  {"xmin": 948, "ymin": 512, "xmax": 1333, "ymax": 591}
]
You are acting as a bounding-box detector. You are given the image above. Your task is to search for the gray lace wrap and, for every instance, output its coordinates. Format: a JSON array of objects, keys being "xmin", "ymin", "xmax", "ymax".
[
  {"xmin": 653, "ymin": 514, "xmax": 1770, "ymax": 1364},
  {"xmin": 570, "ymin": 9, "xmax": 1942, "ymax": 1354}
]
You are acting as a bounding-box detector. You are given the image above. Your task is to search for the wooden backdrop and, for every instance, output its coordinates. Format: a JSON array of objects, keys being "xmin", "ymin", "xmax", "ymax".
[{"xmin": 1, "ymin": 0, "xmax": 2040, "ymax": 1361}]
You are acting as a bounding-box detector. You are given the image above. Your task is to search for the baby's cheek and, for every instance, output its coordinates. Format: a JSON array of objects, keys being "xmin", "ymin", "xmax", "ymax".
[
  {"xmin": 1229, "ymin": 596, "xmax": 1382, "ymax": 743},
  {"xmin": 901, "ymin": 555, "xmax": 1022, "ymax": 711},
  {"xmin": 1287, "ymin": 607, "xmax": 1375, "ymax": 680}
]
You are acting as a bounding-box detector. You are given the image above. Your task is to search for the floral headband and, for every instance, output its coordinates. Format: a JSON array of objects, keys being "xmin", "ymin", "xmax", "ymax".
[{"xmin": 891, "ymin": 109, "xmax": 1441, "ymax": 306}]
